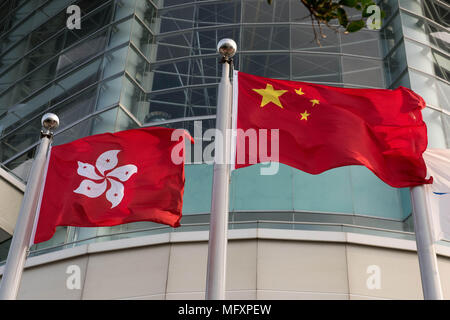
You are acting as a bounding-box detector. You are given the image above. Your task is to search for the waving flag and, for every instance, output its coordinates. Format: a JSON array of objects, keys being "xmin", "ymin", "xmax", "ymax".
[
  {"xmin": 31, "ymin": 127, "xmax": 193, "ymax": 244},
  {"xmin": 423, "ymin": 148, "xmax": 450, "ymax": 241},
  {"xmin": 232, "ymin": 71, "xmax": 432, "ymax": 188}
]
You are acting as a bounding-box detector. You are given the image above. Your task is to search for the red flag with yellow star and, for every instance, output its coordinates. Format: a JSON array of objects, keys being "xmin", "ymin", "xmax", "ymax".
[{"xmin": 232, "ymin": 71, "xmax": 432, "ymax": 188}]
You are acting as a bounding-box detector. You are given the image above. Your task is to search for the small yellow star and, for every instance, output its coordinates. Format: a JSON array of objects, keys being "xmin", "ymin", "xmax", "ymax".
[
  {"xmin": 295, "ymin": 88, "xmax": 305, "ymax": 96},
  {"xmin": 310, "ymin": 99, "xmax": 320, "ymax": 107},
  {"xmin": 252, "ymin": 84, "xmax": 287, "ymax": 109},
  {"xmin": 300, "ymin": 110, "xmax": 310, "ymax": 121}
]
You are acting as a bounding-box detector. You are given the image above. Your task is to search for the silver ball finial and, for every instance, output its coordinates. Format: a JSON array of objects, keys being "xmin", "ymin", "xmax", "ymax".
[
  {"xmin": 41, "ymin": 113, "xmax": 59, "ymax": 131},
  {"xmin": 217, "ymin": 38, "xmax": 237, "ymax": 60}
]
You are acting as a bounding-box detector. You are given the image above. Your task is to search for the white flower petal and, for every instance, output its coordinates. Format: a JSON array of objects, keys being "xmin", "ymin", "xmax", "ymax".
[
  {"xmin": 74, "ymin": 179, "xmax": 107, "ymax": 198},
  {"xmin": 77, "ymin": 161, "xmax": 103, "ymax": 180},
  {"xmin": 96, "ymin": 150, "xmax": 120, "ymax": 176},
  {"xmin": 106, "ymin": 164, "xmax": 137, "ymax": 182},
  {"xmin": 105, "ymin": 178, "xmax": 124, "ymax": 209}
]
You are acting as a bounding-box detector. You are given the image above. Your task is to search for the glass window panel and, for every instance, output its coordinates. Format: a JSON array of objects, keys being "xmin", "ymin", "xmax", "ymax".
[
  {"xmin": 0, "ymin": 87, "xmax": 98, "ymax": 162},
  {"xmin": 401, "ymin": 12, "xmax": 450, "ymax": 54},
  {"xmin": 135, "ymin": 0, "xmax": 157, "ymax": 31},
  {"xmin": 291, "ymin": 53, "xmax": 341, "ymax": 83},
  {"xmin": 195, "ymin": 1, "xmax": 241, "ymax": 27},
  {"xmin": 432, "ymin": 50, "xmax": 450, "ymax": 82},
  {"xmin": 22, "ymin": 60, "xmax": 58, "ymax": 94},
  {"xmin": 422, "ymin": 107, "xmax": 447, "ymax": 148},
  {"xmin": 436, "ymin": 80, "xmax": 450, "ymax": 112},
  {"xmin": 96, "ymin": 75, "xmax": 123, "ymax": 110},
  {"xmin": 147, "ymin": 87, "xmax": 218, "ymax": 119},
  {"xmin": 0, "ymin": 86, "xmax": 54, "ymax": 136},
  {"xmin": 291, "ymin": 24, "xmax": 340, "ymax": 53},
  {"xmin": 242, "ymin": 25, "xmax": 290, "ymax": 51},
  {"xmin": 380, "ymin": 16, "xmax": 402, "ymax": 56},
  {"xmin": 409, "ymin": 69, "xmax": 440, "ymax": 107},
  {"xmin": 147, "ymin": 101, "xmax": 186, "ymax": 121},
  {"xmin": 159, "ymin": 6, "xmax": 194, "ymax": 33},
  {"xmin": 350, "ymin": 166, "xmax": 406, "ymax": 219},
  {"xmin": 182, "ymin": 164, "xmax": 213, "ymax": 213},
  {"xmin": 342, "ymin": 57, "xmax": 384, "ymax": 87},
  {"xmin": 108, "ymin": 18, "xmax": 133, "ymax": 49},
  {"xmin": 384, "ymin": 44, "xmax": 407, "ymax": 86},
  {"xmin": 292, "ymin": 166, "xmax": 354, "ymax": 213},
  {"xmin": 114, "ymin": 0, "xmax": 136, "ymax": 21},
  {"xmin": 65, "ymin": 4, "xmax": 113, "ymax": 48},
  {"xmin": 131, "ymin": 18, "xmax": 154, "ymax": 57},
  {"xmin": 289, "ymin": 0, "xmax": 310, "ymax": 22},
  {"xmin": 232, "ymin": 163, "xmax": 293, "ymax": 211},
  {"xmin": 126, "ymin": 46, "xmax": 151, "ymax": 89},
  {"xmin": 102, "ymin": 45, "xmax": 128, "ymax": 79},
  {"xmin": 155, "ymin": 32, "xmax": 192, "ymax": 60},
  {"xmin": 32, "ymin": 227, "xmax": 68, "ymax": 251},
  {"xmin": 56, "ymin": 30, "xmax": 108, "ymax": 76},
  {"xmin": 189, "ymin": 57, "xmax": 220, "ymax": 85},
  {"xmin": 243, "ymin": 0, "xmax": 289, "ymax": 23},
  {"xmin": 241, "ymin": 54, "xmax": 290, "ymax": 79},
  {"xmin": 150, "ymin": 62, "xmax": 188, "ymax": 90},
  {"xmin": 116, "ymin": 108, "xmax": 139, "ymax": 131},
  {"xmin": 443, "ymin": 113, "xmax": 450, "ymax": 148},
  {"xmin": 0, "ymin": 39, "xmax": 27, "ymax": 73},
  {"xmin": 404, "ymin": 40, "xmax": 436, "ymax": 76},
  {"xmin": 51, "ymin": 87, "xmax": 98, "ymax": 130},
  {"xmin": 401, "ymin": 12, "xmax": 430, "ymax": 45},
  {"xmin": 51, "ymin": 57, "xmax": 102, "ymax": 105},
  {"xmin": 341, "ymin": 30, "xmax": 381, "ymax": 58},
  {"xmin": 53, "ymin": 107, "xmax": 119, "ymax": 146},
  {"xmin": 379, "ymin": 0, "xmax": 399, "ymax": 20},
  {"xmin": 119, "ymin": 76, "xmax": 148, "ymax": 121},
  {"xmin": 27, "ymin": 32, "xmax": 65, "ymax": 69}
]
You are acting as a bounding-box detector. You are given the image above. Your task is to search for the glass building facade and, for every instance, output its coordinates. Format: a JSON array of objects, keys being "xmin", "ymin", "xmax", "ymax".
[{"xmin": 0, "ymin": 0, "xmax": 448, "ymax": 259}]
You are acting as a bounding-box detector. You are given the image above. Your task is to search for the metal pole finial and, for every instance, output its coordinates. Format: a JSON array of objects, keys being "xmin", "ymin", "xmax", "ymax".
[
  {"xmin": 41, "ymin": 113, "xmax": 59, "ymax": 138},
  {"xmin": 217, "ymin": 38, "xmax": 237, "ymax": 64}
]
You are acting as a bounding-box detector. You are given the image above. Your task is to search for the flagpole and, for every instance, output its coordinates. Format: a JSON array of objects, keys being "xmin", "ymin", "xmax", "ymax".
[
  {"xmin": 205, "ymin": 39, "xmax": 236, "ymax": 300},
  {"xmin": 0, "ymin": 113, "xmax": 59, "ymax": 300},
  {"xmin": 410, "ymin": 185, "xmax": 443, "ymax": 300}
]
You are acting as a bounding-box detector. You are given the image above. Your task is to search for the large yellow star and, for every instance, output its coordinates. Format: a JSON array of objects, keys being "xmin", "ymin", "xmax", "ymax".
[
  {"xmin": 252, "ymin": 84, "xmax": 287, "ymax": 109},
  {"xmin": 300, "ymin": 110, "xmax": 310, "ymax": 121},
  {"xmin": 310, "ymin": 99, "xmax": 320, "ymax": 107}
]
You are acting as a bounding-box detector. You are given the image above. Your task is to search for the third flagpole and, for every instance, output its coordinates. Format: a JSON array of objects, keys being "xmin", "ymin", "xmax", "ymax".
[
  {"xmin": 410, "ymin": 185, "xmax": 443, "ymax": 300},
  {"xmin": 205, "ymin": 39, "xmax": 236, "ymax": 300},
  {"xmin": 0, "ymin": 113, "xmax": 59, "ymax": 300}
]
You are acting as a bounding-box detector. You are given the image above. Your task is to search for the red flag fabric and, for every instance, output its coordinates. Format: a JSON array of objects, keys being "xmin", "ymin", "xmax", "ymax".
[
  {"xmin": 233, "ymin": 71, "xmax": 432, "ymax": 188},
  {"xmin": 32, "ymin": 127, "xmax": 193, "ymax": 244}
]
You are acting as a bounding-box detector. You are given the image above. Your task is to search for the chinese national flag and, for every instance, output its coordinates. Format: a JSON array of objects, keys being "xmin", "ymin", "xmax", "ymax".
[
  {"xmin": 234, "ymin": 71, "xmax": 432, "ymax": 188},
  {"xmin": 32, "ymin": 127, "xmax": 193, "ymax": 244}
]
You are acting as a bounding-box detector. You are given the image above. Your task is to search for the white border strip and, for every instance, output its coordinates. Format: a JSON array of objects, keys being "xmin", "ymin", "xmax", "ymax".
[
  {"xmin": 29, "ymin": 145, "xmax": 52, "ymax": 246},
  {"xmin": 230, "ymin": 70, "xmax": 239, "ymax": 171}
]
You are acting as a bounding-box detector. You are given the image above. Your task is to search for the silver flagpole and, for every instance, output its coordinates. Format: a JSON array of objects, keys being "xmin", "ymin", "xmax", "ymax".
[
  {"xmin": 410, "ymin": 185, "xmax": 443, "ymax": 300},
  {"xmin": 0, "ymin": 113, "xmax": 59, "ymax": 300},
  {"xmin": 205, "ymin": 39, "xmax": 236, "ymax": 300}
]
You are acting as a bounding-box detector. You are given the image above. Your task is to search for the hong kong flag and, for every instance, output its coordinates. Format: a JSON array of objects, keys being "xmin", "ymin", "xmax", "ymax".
[
  {"xmin": 233, "ymin": 71, "xmax": 432, "ymax": 188},
  {"xmin": 32, "ymin": 127, "xmax": 193, "ymax": 244}
]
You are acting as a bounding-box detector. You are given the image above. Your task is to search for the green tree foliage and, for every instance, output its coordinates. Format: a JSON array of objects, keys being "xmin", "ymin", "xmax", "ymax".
[{"xmin": 267, "ymin": 0, "xmax": 385, "ymax": 45}]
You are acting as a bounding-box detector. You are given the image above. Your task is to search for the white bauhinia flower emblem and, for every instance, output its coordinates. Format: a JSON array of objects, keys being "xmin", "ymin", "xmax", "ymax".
[{"xmin": 74, "ymin": 150, "xmax": 137, "ymax": 208}]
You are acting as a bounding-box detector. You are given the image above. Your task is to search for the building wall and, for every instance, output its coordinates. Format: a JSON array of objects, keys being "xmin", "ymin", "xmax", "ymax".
[
  {"xmin": 0, "ymin": 167, "xmax": 24, "ymax": 235},
  {"xmin": 4, "ymin": 230, "xmax": 450, "ymax": 300}
]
